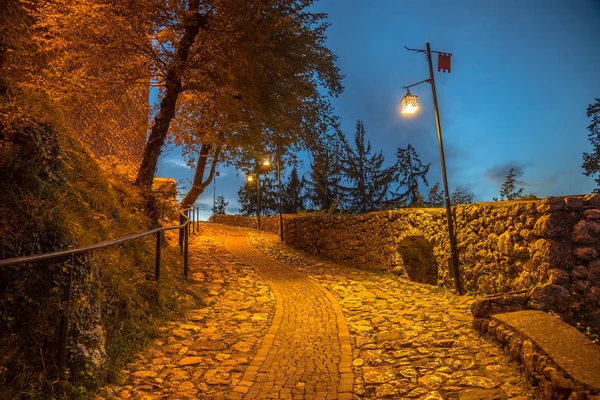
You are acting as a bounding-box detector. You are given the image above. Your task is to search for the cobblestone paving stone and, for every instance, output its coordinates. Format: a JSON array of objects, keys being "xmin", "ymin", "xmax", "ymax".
[
  {"xmin": 97, "ymin": 226, "xmax": 276, "ymax": 400},
  {"xmin": 224, "ymin": 231, "xmax": 353, "ymax": 400},
  {"xmin": 245, "ymin": 228, "xmax": 534, "ymax": 400}
]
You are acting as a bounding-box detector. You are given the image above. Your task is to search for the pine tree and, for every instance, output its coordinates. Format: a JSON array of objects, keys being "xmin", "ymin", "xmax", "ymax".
[
  {"xmin": 308, "ymin": 134, "xmax": 343, "ymax": 212},
  {"xmin": 451, "ymin": 186, "xmax": 475, "ymax": 204},
  {"xmin": 392, "ymin": 144, "xmax": 431, "ymax": 207},
  {"xmin": 281, "ymin": 167, "xmax": 306, "ymax": 214},
  {"xmin": 582, "ymin": 98, "xmax": 600, "ymax": 193},
  {"xmin": 211, "ymin": 195, "xmax": 228, "ymax": 215},
  {"xmin": 498, "ymin": 168, "xmax": 524, "ymax": 200},
  {"xmin": 425, "ymin": 182, "xmax": 444, "ymax": 207},
  {"xmin": 237, "ymin": 173, "xmax": 278, "ymax": 216},
  {"xmin": 338, "ymin": 120, "xmax": 394, "ymax": 214}
]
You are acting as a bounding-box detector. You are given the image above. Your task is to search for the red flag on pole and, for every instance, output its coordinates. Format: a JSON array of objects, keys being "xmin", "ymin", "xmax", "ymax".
[{"xmin": 438, "ymin": 53, "xmax": 451, "ymax": 73}]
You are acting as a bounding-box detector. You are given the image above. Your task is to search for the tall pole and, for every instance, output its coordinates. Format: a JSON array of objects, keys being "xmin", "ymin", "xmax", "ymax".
[
  {"xmin": 426, "ymin": 42, "xmax": 461, "ymax": 293},
  {"xmin": 213, "ymin": 167, "xmax": 216, "ymax": 223},
  {"xmin": 256, "ymin": 172, "xmax": 261, "ymax": 230},
  {"xmin": 277, "ymin": 148, "xmax": 283, "ymax": 241}
]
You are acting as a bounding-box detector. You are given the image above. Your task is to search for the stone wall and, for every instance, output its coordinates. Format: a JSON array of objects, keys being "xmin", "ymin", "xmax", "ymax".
[{"xmin": 214, "ymin": 195, "xmax": 600, "ymax": 335}]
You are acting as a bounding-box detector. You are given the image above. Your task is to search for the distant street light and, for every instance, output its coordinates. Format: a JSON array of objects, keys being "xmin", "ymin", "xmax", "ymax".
[
  {"xmin": 400, "ymin": 42, "xmax": 461, "ymax": 294},
  {"xmin": 250, "ymin": 157, "xmax": 273, "ymax": 230}
]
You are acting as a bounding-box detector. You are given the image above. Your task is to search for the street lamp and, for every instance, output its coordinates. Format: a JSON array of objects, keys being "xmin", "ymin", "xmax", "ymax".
[{"xmin": 400, "ymin": 42, "xmax": 461, "ymax": 294}]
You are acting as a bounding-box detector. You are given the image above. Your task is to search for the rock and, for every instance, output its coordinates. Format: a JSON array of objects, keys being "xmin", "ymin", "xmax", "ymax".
[
  {"xmin": 362, "ymin": 365, "xmax": 396, "ymax": 384},
  {"xmin": 572, "ymin": 220, "xmax": 600, "ymax": 244},
  {"xmin": 574, "ymin": 247, "xmax": 598, "ymax": 261},
  {"xmin": 547, "ymin": 269, "xmax": 571, "ymax": 286},
  {"xmin": 177, "ymin": 357, "xmax": 204, "ymax": 366},
  {"xmin": 191, "ymin": 340, "xmax": 227, "ymax": 351},
  {"xmin": 375, "ymin": 383, "xmax": 399, "ymax": 397},
  {"xmin": 571, "ymin": 265, "xmax": 589, "ymax": 280},
  {"xmin": 418, "ymin": 374, "xmax": 444, "ymax": 389},
  {"xmin": 458, "ymin": 388, "xmax": 507, "ymax": 400},
  {"xmin": 374, "ymin": 331, "xmax": 402, "ymax": 342},
  {"xmin": 459, "ymin": 376, "xmax": 498, "ymax": 389},
  {"xmin": 529, "ymin": 284, "xmax": 570, "ymax": 312},
  {"xmin": 583, "ymin": 209, "xmax": 600, "ymax": 219},
  {"xmin": 131, "ymin": 370, "xmax": 157, "ymax": 379}
]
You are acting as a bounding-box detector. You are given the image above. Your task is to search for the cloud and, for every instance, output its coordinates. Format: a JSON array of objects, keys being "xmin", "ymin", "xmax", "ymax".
[
  {"xmin": 484, "ymin": 161, "xmax": 532, "ymax": 187},
  {"xmin": 163, "ymin": 158, "xmax": 190, "ymax": 169}
]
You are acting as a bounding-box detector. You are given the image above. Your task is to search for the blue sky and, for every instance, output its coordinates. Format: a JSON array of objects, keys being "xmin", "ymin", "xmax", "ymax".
[{"xmin": 157, "ymin": 0, "xmax": 600, "ymax": 220}]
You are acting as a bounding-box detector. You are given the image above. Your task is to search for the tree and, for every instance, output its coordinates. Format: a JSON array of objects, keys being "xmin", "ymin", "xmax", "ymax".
[
  {"xmin": 308, "ymin": 133, "xmax": 343, "ymax": 211},
  {"xmin": 451, "ymin": 186, "xmax": 475, "ymax": 205},
  {"xmin": 392, "ymin": 144, "xmax": 431, "ymax": 207},
  {"xmin": 237, "ymin": 173, "xmax": 278, "ymax": 217},
  {"xmin": 497, "ymin": 168, "xmax": 524, "ymax": 200},
  {"xmin": 31, "ymin": 0, "xmax": 344, "ymax": 195},
  {"xmin": 212, "ymin": 195, "xmax": 228, "ymax": 215},
  {"xmin": 338, "ymin": 120, "xmax": 395, "ymax": 213},
  {"xmin": 281, "ymin": 167, "xmax": 306, "ymax": 214},
  {"xmin": 582, "ymin": 98, "xmax": 600, "ymax": 193},
  {"xmin": 425, "ymin": 182, "xmax": 444, "ymax": 207}
]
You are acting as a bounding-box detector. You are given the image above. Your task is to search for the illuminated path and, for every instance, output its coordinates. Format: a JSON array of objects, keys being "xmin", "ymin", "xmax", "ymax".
[{"xmin": 225, "ymin": 230, "xmax": 354, "ymax": 400}]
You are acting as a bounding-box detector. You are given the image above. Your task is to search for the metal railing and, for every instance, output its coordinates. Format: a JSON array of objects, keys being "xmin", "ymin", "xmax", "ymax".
[{"xmin": 0, "ymin": 206, "xmax": 202, "ymax": 376}]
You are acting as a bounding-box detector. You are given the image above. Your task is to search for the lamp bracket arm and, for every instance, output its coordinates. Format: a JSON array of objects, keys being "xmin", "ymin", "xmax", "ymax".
[{"xmin": 402, "ymin": 78, "xmax": 432, "ymax": 90}]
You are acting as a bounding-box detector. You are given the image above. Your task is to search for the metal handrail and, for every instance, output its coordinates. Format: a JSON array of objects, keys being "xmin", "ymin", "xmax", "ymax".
[{"xmin": 0, "ymin": 205, "xmax": 201, "ymax": 377}]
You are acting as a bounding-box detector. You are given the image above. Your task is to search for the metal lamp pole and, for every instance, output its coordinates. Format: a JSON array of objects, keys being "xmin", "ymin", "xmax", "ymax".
[
  {"xmin": 401, "ymin": 42, "xmax": 461, "ymax": 294},
  {"xmin": 277, "ymin": 149, "xmax": 283, "ymax": 241},
  {"xmin": 425, "ymin": 43, "xmax": 460, "ymax": 293},
  {"xmin": 256, "ymin": 172, "xmax": 261, "ymax": 230}
]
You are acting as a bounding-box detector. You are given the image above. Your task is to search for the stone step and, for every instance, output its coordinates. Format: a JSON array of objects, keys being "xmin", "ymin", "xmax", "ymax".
[{"xmin": 486, "ymin": 310, "xmax": 600, "ymax": 399}]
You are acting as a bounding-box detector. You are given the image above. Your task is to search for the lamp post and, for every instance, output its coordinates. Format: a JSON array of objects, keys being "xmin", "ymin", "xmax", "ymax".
[
  {"xmin": 400, "ymin": 42, "xmax": 461, "ymax": 294},
  {"xmin": 276, "ymin": 148, "xmax": 283, "ymax": 241},
  {"xmin": 249, "ymin": 158, "xmax": 272, "ymax": 230}
]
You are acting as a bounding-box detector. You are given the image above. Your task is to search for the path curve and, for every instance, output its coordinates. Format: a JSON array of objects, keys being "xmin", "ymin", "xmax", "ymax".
[{"xmin": 225, "ymin": 230, "xmax": 354, "ymax": 400}]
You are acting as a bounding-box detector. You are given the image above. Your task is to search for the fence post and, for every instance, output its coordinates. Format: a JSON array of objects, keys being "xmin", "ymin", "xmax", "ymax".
[
  {"xmin": 179, "ymin": 213, "xmax": 183, "ymax": 253},
  {"xmin": 192, "ymin": 208, "xmax": 195, "ymax": 235},
  {"xmin": 184, "ymin": 221, "xmax": 189, "ymax": 279},
  {"xmin": 58, "ymin": 254, "xmax": 74, "ymax": 377},
  {"xmin": 195, "ymin": 207, "xmax": 199, "ymax": 232},
  {"xmin": 155, "ymin": 231, "xmax": 161, "ymax": 281}
]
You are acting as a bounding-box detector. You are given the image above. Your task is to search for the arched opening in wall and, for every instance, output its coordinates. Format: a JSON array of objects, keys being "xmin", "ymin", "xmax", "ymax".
[{"xmin": 397, "ymin": 236, "xmax": 438, "ymax": 285}]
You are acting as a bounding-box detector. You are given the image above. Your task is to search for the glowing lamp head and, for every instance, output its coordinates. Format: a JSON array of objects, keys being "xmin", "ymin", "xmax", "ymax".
[
  {"xmin": 247, "ymin": 175, "xmax": 254, "ymax": 182},
  {"xmin": 400, "ymin": 91, "xmax": 419, "ymax": 114},
  {"xmin": 262, "ymin": 159, "xmax": 271, "ymax": 167}
]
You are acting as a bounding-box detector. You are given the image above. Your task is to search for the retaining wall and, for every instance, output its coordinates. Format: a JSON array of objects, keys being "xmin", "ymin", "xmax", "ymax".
[{"xmin": 213, "ymin": 195, "xmax": 600, "ymax": 335}]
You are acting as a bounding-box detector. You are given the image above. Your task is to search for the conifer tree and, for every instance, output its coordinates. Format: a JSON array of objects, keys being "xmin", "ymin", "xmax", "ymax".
[
  {"xmin": 237, "ymin": 173, "xmax": 278, "ymax": 216},
  {"xmin": 339, "ymin": 120, "xmax": 394, "ymax": 213},
  {"xmin": 392, "ymin": 144, "xmax": 431, "ymax": 207},
  {"xmin": 451, "ymin": 186, "xmax": 475, "ymax": 204},
  {"xmin": 582, "ymin": 98, "xmax": 600, "ymax": 193},
  {"xmin": 211, "ymin": 195, "xmax": 228, "ymax": 215},
  {"xmin": 308, "ymin": 134, "xmax": 343, "ymax": 211},
  {"xmin": 281, "ymin": 167, "xmax": 306, "ymax": 214},
  {"xmin": 498, "ymin": 168, "xmax": 524, "ymax": 200},
  {"xmin": 425, "ymin": 182, "xmax": 444, "ymax": 207}
]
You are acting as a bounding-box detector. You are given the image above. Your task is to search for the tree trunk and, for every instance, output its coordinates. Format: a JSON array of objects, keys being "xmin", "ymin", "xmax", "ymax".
[
  {"xmin": 180, "ymin": 143, "xmax": 219, "ymax": 209},
  {"xmin": 135, "ymin": 0, "xmax": 207, "ymax": 187}
]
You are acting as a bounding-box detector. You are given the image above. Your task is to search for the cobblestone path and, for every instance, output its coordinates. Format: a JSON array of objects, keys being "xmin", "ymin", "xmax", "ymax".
[
  {"xmin": 246, "ymin": 229, "xmax": 534, "ymax": 400},
  {"xmin": 97, "ymin": 224, "xmax": 534, "ymax": 400},
  {"xmin": 225, "ymin": 231, "xmax": 353, "ymax": 400}
]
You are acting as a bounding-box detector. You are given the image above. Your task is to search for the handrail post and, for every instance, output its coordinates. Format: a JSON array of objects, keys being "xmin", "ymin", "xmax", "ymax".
[
  {"xmin": 192, "ymin": 208, "xmax": 195, "ymax": 235},
  {"xmin": 58, "ymin": 254, "xmax": 74, "ymax": 377},
  {"xmin": 179, "ymin": 213, "xmax": 183, "ymax": 253},
  {"xmin": 196, "ymin": 207, "xmax": 199, "ymax": 232},
  {"xmin": 155, "ymin": 231, "xmax": 161, "ymax": 281},
  {"xmin": 183, "ymin": 221, "xmax": 189, "ymax": 279}
]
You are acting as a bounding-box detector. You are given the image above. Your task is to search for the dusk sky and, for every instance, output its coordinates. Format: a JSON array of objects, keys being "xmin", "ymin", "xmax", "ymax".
[{"xmin": 157, "ymin": 0, "xmax": 600, "ymax": 220}]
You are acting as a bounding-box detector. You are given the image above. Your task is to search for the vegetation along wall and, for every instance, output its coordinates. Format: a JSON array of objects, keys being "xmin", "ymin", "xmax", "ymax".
[{"xmin": 214, "ymin": 195, "xmax": 600, "ymax": 336}]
